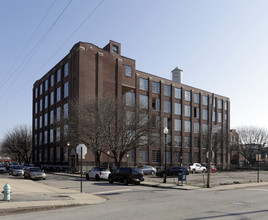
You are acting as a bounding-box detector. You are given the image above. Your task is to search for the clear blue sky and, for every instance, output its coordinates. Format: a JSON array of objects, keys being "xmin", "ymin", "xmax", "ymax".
[{"xmin": 1, "ymin": 0, "xmax": 268, "ymax": 141}]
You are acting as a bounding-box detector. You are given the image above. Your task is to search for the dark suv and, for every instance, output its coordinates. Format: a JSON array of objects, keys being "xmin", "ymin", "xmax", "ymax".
[
  {"xmin": 108, "ymin": 167, "xmax": 144, "ymax": 185},
  {"xmin": 156, "ymin": 166, "xmax": 189, "ymax": 177}
]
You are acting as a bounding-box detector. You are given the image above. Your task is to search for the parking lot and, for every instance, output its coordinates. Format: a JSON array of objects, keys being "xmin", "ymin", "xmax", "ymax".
[{"xmin": 145, "ymin": 170, "xmax": 268, "ymax": 187}]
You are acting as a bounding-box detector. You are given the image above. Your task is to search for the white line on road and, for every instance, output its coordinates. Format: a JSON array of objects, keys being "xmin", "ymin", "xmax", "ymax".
[{"xmin": 93, "ymin": 189, "xmax": 133, "ymax": 195}]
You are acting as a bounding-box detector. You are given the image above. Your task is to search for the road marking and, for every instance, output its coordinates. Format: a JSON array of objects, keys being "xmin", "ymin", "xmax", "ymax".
[{"xmin": 93, "ymin": 189, "xmax": 133, "ymax": 195}]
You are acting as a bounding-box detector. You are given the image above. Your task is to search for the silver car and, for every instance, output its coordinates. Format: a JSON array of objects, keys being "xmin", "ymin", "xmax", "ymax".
[
  {"xmin": 9, "ymin": 165, "xmax": 24, "ymax": 176},
  {"xmin": 140, "ymin": 165, "xmax": 157, "ymax": 175},
  {"xmin": 24, "ymin": 167, "xmax": 46, "ymax": 180}
]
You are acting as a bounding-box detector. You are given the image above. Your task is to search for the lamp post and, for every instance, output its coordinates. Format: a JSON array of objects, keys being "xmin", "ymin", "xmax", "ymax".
[
  {"xmin": 107, "ymin": 151, "xmax": 110, "ymax": 171},
  {"xmin": 163, "ymin": 127, "xmax": 168, "ymax": 183}
]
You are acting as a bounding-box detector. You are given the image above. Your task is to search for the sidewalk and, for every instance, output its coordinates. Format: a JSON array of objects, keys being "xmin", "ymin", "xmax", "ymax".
[{"xmin": 0, "ymin": 177, "xmax": 106, "ymax": 215}]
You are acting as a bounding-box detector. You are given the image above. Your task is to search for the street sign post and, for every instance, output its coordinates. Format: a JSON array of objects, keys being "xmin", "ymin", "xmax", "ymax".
[{"xmin": 76, "ymin": 144, "xmax": 87, "ymax": 193}]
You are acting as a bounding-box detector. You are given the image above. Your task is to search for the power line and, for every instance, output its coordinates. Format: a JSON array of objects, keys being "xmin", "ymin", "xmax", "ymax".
[
  {"xmin": 0, "ymin": 0, "xmax": 105, "ymax": 112},
  {"xmin": 0, "ymin": 0, "xmax": 73, "ymax": 99},
  {"xmin": 0, "ymin": 0, "xmax": 56, "ymax": 89}
]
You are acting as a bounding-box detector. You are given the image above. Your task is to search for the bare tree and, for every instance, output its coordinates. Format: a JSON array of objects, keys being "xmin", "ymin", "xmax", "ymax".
[
  {"xmin": 236, "ymin": 126, "xmax": 268, "ymax": 166},
  {"xmin": 1, "ymin": 125, "xmax": 32, "ymax": 164},
  {"xmin": 65, "ymin": 97, "xmax": 159, "ymax": 168}
]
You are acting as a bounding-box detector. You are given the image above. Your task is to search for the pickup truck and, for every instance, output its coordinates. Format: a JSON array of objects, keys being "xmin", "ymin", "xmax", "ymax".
[{"xmin": 189, "ymin": 163, "xmax": 207, "ymax": 173}]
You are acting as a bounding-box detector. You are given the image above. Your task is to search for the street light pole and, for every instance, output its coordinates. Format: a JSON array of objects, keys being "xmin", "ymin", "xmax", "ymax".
[{"xmin": 163, "ymin": 127, "xmax": 168, "ymax": 183}]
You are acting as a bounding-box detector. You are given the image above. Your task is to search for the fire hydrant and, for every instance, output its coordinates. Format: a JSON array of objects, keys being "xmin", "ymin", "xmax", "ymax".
[{"xmin": 2, "ymin": 183, "xmax": 11, "ymax": 201}]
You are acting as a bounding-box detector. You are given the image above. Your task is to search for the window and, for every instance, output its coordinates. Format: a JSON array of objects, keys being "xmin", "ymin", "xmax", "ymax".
[
  {"xmin": 63, "ymin": 124, "xmax": 68, "ymax": 138},
  {"xmin": 174, "ymin": 103, "xmax": 181, "ymax": 115},
  {"xmin": 167, "ymin": 134, "xmax": 172, "ymax": 146},
  {"xmin": 194, "ymin": 122, "xmax": 200, "ymax": 133},
  {"xmin": 39, "ymin": 99, "xmax": 42, "ymax": 112},
  {"xmin": 152, "ymin": 150, "xmax": 161, "ymax": 163},
  {"xmin": 35, "ymin": 87, "xmax": 38, "ymax": 98},
  {"xmin": 112, "ymin": 45, "xmax": 118, "ymax": 54},
  {"xmin": 64, "ymin": 103, "xmax": 68, "ymax": 118},
  {"xmin": 175, "ymin": 88, "xmax": 181, "ymax": 99},
  {"xmin": 64, "ymin": 63, "xmax": 69, "ymax": 77},
  {"xmin": 174, "ymin": 119, "xmax": 181, "ymax": 131},
  {"xmin": 139, "ymin": 150, "xmax": 148, "ymax": 163},
  {"xmin": 56, "ymin": 147, "xmax": 60, "ymax": 162},
  {"xmin": 164, "ymin": 85, "xmax": 171, "ymax": 96},
  {"xmin": 139, "ymin": 95, "xmax": 148, "ymax": 109},
  {"xmin": 39, "ymin": 116, "xmax": 42, "ymax": 128},
  {"xmin": 184, "ymin": 152, "xmax": 191, "ymax": 163},
  {"xmin": 34, "ymin": 134, "xmax": 38, "ymax": 145},
  {"xmin": 50, "ymin": 129, "xmax": 54, "ymax": 143},
  {"xmin": 174, "ymin": 136, "xmax": 182, "ymax": 147},
  {"xmin": 57, "ymin": 69, "xmax": 61, "ymax": 82},
  {"xmin": 140, "ymin": 78, "xmax": 148, "ymax": 91},
  {"xmin": 218, "ymin": 112, "xmax": 222, "ymax": 123},
  {"xmin": 50, "ymin": 91, "xmax": 54, "ymax": 105},
  {"xmin": 56, "ymin": 127, "xmax": 60, "ymax": 142},
  {"xmin": 194, "ymin": 107, "xmax": 200, "ymax": 118},
  {"xmin": 202, "ymin": 109, "xmax": 208, "ymax": 120},
  {"xmin": 163, "ymin": 151, "xmax": 171, "ymax": 163},
  {"xmin": 164, "ymin": 117, "xmax": 171, "ymax": 129},
  {"xmin": 34, "ymin": 118, "xmax": 37, "ymax": 130},
  {"xmin": 40, "ymin": 84, "xmax": 43, "ymax": 95},
  {"xmin": 184, "ymin": 105, "xmax": 191, "ymax": 117},
  {"xmin": 50, "ymin": 75, "xmax": 54, "ymax": 87},
  {"xmin": 185, "ymin": 90, "xmax": 191, "ymax": 101},
  {"xmin": 152, "ymin": 98, "xmax": 160, "ymax": 111},
  {"xmin": 50, "ymin": 147, "xmax": 54, "ymax": 161},
  {"xmin": 125, "ymin": 92, "xmax": 135, "ymax": 106},
  {"xmin": 194, "ymin": 152, "xmax": 200, "ymax": 162},
  {"xmin": 164, "ymin": 100, "xmax": 171, "ymax": 113},
  {"xmin": 152, "ymin": 81, "xmax": 160, "ymax": 94},
  {"xmin": 45, "ymin": 80, "xmax": 48, "ymax": 91},
  {"xmin": 50, "ymin": 110, "xmax": 54, "ymax": 124},
  {"xmin": 218, "ymin": 100, "xmax": 222, "ymax": 109},
  {"xmin": 139, "ymin": 135, "xmax": 148, "ymax": 145},
  {"xmin": 39, "ymin": 132, "xmax": 42, "ymax": 145},
  {"xmin": 174, "ymin": 152, "xmax": 182, "ymax": 163},
  {"xmin": 213, "ymin": 111, "xmax": 216, "ymax": 122},
  {"xmin": 44, "ymin": 113, "xmax": 48, "ymax": 126},
  {"xmin": 139, "ymin": 113, "xmax": 148, "ymax": 126},
  {"xmin": 202, "ymin": 124, "xmax": 208, "ymax": 132},
  {"xmin": 194, "ymin": 137, "xmax": 200, "ymax": 148},
  {"xmin": 203, "ymin": 95, "xmax": 208, "ymax": 105},
  {"xmin": 57, "ymin": 87, "xmax": 61, "ymax": 102},
  {"xmin": 224, "ymin": 113, "xmax": 227, "ymax": 121},
  {"xmin": 56, "ymin": 107, "xmax": 61, "ymax": 121},
  {"xmin": 63, "ymin": 148, "xmax": 68, "ymax": 162},
  {"xmin": 185, "ymin": 121, "xmax": 191, "ymax": 132},
  {"xmin": 64, "ymin": 82, "xmax": 69, "ymax": 98},
  {"xmin": 44, "ymin": 96, "xmax": 48, "ymax": 110},
  {"xmin": 184, "ymin": 136, "xmax": 191, "ymax": 148},
  {"xmin": 44, "ymin": 131, "xmax": 48, "ymax": 144},
  {"xmin": 125, "ymin": 65, "xmax": 132, "ymax": 77},
  {"xmin": 224, "ymin": 101, "xmax": 228, "ymax": 110},
  {"xmin": 194, "ymin": 93, "xmax": 199, "ymax": 103},
  {"xmin": 35, "ymin": 102, "xmax": 38, "ymax": 114}
]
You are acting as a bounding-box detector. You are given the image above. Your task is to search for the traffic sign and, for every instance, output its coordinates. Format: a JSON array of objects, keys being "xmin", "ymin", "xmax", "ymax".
[{"xmin": 76, "ymin": 144, "xmax": 87, "ymax": 159}]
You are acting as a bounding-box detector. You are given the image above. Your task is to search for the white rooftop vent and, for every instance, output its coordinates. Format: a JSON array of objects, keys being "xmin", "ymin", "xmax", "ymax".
[{"xmin": 172, "ymin": 67, "xmax": 183, "ymax": 84}]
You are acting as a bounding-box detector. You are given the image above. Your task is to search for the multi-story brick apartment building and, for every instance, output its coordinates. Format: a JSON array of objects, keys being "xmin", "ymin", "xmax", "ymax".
[{"xmin": 32, "ymin": 40, "xmax": 230, "ymax": 171}]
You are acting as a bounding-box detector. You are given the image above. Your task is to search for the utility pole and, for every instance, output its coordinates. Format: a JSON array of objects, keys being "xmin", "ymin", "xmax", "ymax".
[{"xmin": 207, "ymin": 93, "xmax": 214, "ymax": 188}]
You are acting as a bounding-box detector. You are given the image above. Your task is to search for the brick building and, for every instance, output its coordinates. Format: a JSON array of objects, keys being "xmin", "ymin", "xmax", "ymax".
[{"xmin": 32, "ymin": 40, "xmax": 230, "ymax": 171}]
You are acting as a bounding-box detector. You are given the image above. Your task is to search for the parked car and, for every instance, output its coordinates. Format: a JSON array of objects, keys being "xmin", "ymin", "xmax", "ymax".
[
  {"xmin": 108, "ymin": 167, "xmax": 144, "ymax": 185},
  {"xmin": 156, "ymin": 166, "xmax": 189, "ymax": 177},
  {"xmin": 9, "ymin": 165, "xmax": 24, "ymax": 176},
  {"xmin": 24, "ymin": 167, "xmax": 46, "ymax": 180},
  {"xmin": 188, "ymin": 163, "xmax": 207, "ymax": 173},
  {"xmin": 0, "ymin": 164, "xmax": 7, "ymax": 173},
  {"xmin": 86, "ymin": 167, "xmax": 111, "ymax": 180},
  {"xmin": 140, "ymin": 165, "xmax": 157, "ymax": 175},
  {"xmin": 210, "ymin": 165, "xmax": 217, "ymax": 173}
]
